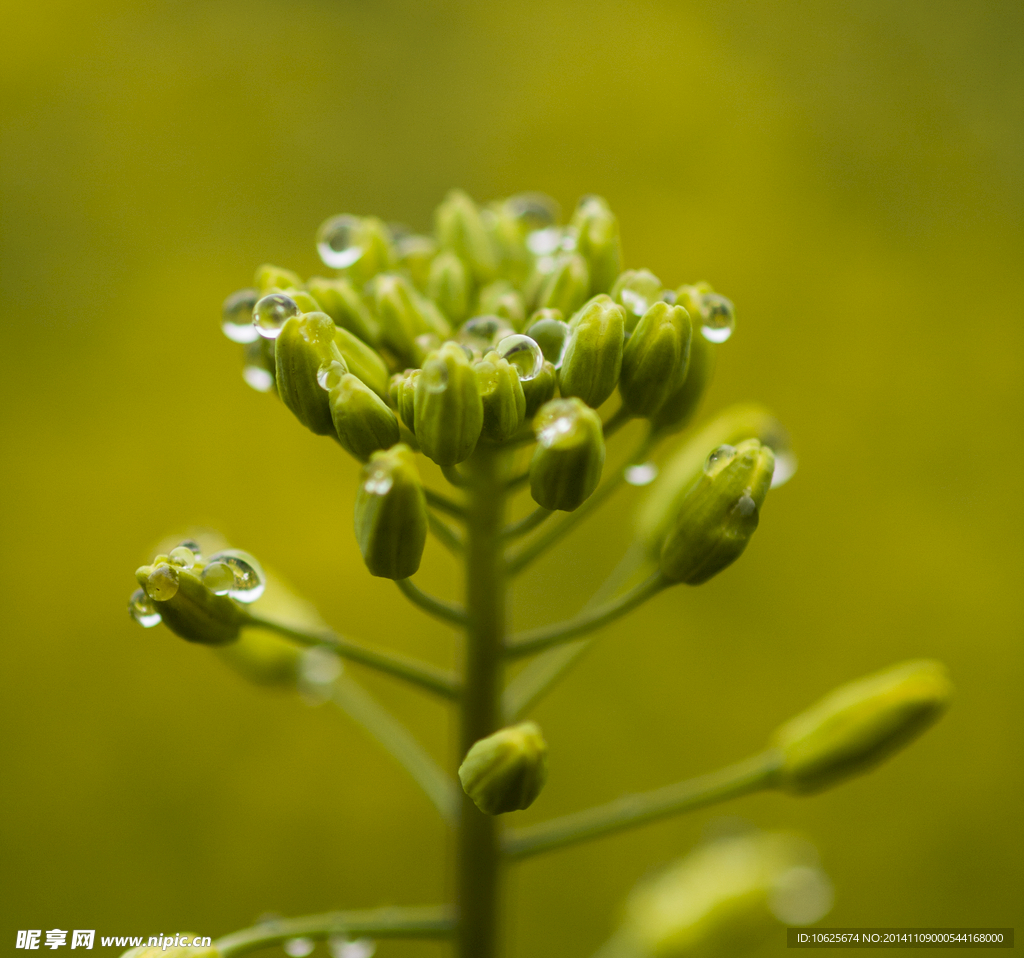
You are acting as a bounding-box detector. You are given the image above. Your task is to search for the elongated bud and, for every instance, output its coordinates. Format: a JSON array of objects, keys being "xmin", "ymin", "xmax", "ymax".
[
  {"xmin": 651, "ymin": 329, "xmax": 716, "ymax": 435},
  {"xmin": 637, "ymin": 404, "xmax": 790, "ymax": 553},
  {"xmin": 275, "ymin": 311, "xmax": 345, "ymax": 436},
  {"xmin": 354, "ymin": 444, "xmax": 427, "ymax": 579},
  {"xmin": 333, "ymin": 325, "xmax": 390, "ymax": 399},
  {"xmin": 660, "ymin": 439, "xmax": 775, "ymax": 584},
  {"xmin": 394, "ymin": 233, "xmax": 438, "ymax": 290},
  {"xmin": 530, "ymin": 398, "xmax": 605, "ymax": 511},
  {"xmin": 427, "ymin": 250, "xmax": 472, "ymax": 324},
  {"xmin": 477, "ymin": 280, "xmax": 527, "ymax": 329},
  {"xmin": 522, "ymin": 359, "xmax": 557, "ymax": 418},
  {"xmin": 389, "ymin": 369, "xmax": 420, "ymax": 431},
  {"xmin": 369, "ymin": 273, "xmax": 437, "ymax": 366},
  {"xmin": 571, "ymin": 195, "xmax": 622, "ymax": 296},
  {"xmin": 611, "ymin": 269, "xmax": 665, "ymax": 333},
  {"xmin": 458, "ymin": 722, "xmax": 548, "ymax": 815},
  {"xmin": 476, "ymin": 352, "xmax": 526, "ymax": 442},
  {"xmin": 535, "ymin": 253, "xmax": 590, "ymax": 316},
  {"xmin": 413, "ymin": 342, "xmax": 484, "ymax": 465},
  {"xmin": 619, "ymin": 302, "xmax": 692, "ymax": 418},
  {"xmin": 435, "ymin": 189, "xmax": 498, "ymax": 281},
  {"xmin": 256, "ymin": 263, "xmax": 303, "ymax": 294},
  {"xmin": 316, "ymin": 214, "xmax": 393, "ymax": 285},
  {"xmin": 770, "ymin": 660, "xmax": 953, "ymax": 795},
  {"xmin": 305, "ymin": 276, "xmax": 380, "ymax": 345},
  {"xmin": 328, "ymin": 371, "xmax": 401, "ymax": 461},
  {"xmin": 558, "ymin": 295, "xmax": 625, "ymax": 408}
]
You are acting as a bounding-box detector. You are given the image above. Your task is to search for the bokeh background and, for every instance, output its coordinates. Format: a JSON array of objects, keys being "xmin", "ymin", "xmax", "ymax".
[{"xmin": 2, "ymin": 1, "xmax": 1021, "ymax": 955}]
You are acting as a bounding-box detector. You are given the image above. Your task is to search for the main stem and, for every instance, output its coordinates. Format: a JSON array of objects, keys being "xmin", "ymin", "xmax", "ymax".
[{"xmin": 457, "ymin": 444, "xmax": 507, "ymax": 958}]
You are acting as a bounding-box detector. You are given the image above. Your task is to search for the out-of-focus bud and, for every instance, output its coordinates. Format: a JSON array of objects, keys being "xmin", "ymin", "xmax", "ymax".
[
  {"xmin": 598, "ymin": 830, "xmax": 833, "ymax": 958},
  {"xmin": 255, "ymin": 263, "xmax": 303, "ymax": 294},
  {"xmin": 636, "ymin": 404, "xmax": 792, "ymax": 553},
  {"xmin": 275, "ymin": 311, "xmax": 346, "ymax": 436},
  {"xmin": 611, "ymin": 269, "xmax": 665, "ymax": 333},
  {"xmin": 521, "ymin": 360, "xmax": 558, "ymax": 419},
  {"xmin": 413, "ymin": 342, "xmax": 484, "ymax": 465},
  {"xmin": 326, "ymin": 369, "xmax": 401, "ymax": 462},
  {"xmin": 659, "ymin": 439, "xmax": 775, "ymax": 585},
  {"xmin": 394, "ymin": 233, "xmax": 438, "ymax": 290},
  {"xmin": 316, "ymin": 214, "xmax": 393, "ymax": 286},
  {"xmin": 678, "ymin": 282, "xmax": 736, "ymax": 344},
  {"xmin": 354, "ymin": 444, "xmax": 428, "ymax": 579},
  {"xmin": 427, "ymin": 250, "xmax": 472, "ymax": 324},
  {"xmin": 477, "ymin": 280, "xmax": 527, "ymax": 329},
  {"xmin": 458, "ymin": 722, "xmax": 549, "ymax": 815},
  {"xmin": 571, "ymin": 195, "xmax": 622, "ymax": 296},
  {"xmin": 333, "ymin": 326, "xmax": 390, "ymax": 400},
  {"xmin": 535, "ymin": 253, "xmax": 590, "ymax": 316},
  {"xmin": 769, "ymin": 660, "xmax": 953, "ymax": 795},
  {"xmin": 435, "ymin": 189, "xmax": 498, "ymax": 282},
  {"xmin": 475, "ymin": 352, "xmax": 526, "ymax": 442},
  {"xmin": 305, "ymin": 276, "xmax": 380, "ymax": 345},
  {"xmin": 651, "ymin": 330, "xmax": 716, "ymax": 435},
  {"xmin": 526, "ymin": 312, "xmax": 571, "ymax": 368},
  {"xmin": 369, "ymin": 273, "xmax": 439, "ymax": 366},
  {"xmin": 619, "ymin": 302, "xmax": 693, "ymax": 418},
  {"xmin": 558, "ymin": 295, "xmax": 625, "ymax": 409},
  {"xmin": 529, "ymin": 398, "xmax": 606, "ymax": 511},
  {"xmin": 389, "ymin": 369, "xmax": 420, "ymax": 432}
]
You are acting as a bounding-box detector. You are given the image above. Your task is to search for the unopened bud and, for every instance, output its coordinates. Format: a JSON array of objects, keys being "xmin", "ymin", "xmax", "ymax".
[
  {"xmin": 328, "ymin": 371, "xmax": 401, "ymax": 462},
  {"xmin": 476, "ymin": 353, "xmax": 526, "ymax": 442},
  {"xmin": 394, "ymin": 233, "xmax": 438, "ymax": 291},
  {"xmin": 571, "ymin": 195, "xmax": 622, "ymax": 296},
  {"xmin": 370, "ymin": 273, "xmax": 446, "ymax": 366},
  {"xmin": 354, "ymin": 444, "xmax": 428, "ymax": 579},
  {"xmin": 413, "ymin": 342, "xmax": 484, "ymax": 465},
  {"xmin": 659, "ymin": 439, "xmax": 775, "ymax": 584},
  {"xmin": 333, "ymin": 326, "xmax": 390, "ymax": 400},
  {"xmin": 275, "ymin": 312, "xmax": 345, "ymax": 436},
  {"xmin": 477, "ymin": 280, "xmax": 526, "ymax": 329},
  {"xmin": 611, "ymin": 269, "xmax": 665, "ymax": 333},
  {"xmin": 389, "ymin": 369, "xmax": 420, "ymax": 432},
  {"xmin": 435, "ymin": 189, "xmax": 498, "ymax": 281},
  {"xmin": 619, "ymin": 302, "xmax": 692, "ymax": 418},
  {"xmin": 651, "ymin": 330, "xmax": 716, "ymax": 435},
  {"xmin": 558, "ymin": 295, "xmax": 625, "ymax": 409},
  {"xmin": 305, "ymin": 276, "xmax": 380, "ymax": 345},
  {"xmin": 255, "ymin": 263, "xmax": 303, "ymax": 294},
  {"xmin": 535, "ymin": 253, "xmax": 590, "ymax": 316},
  {"xmin": 427, "ymin": 250, "xmax": 472, "ymax": 324},
  {"xmin": 530, "ymin": 398, "xmax": 605, "ymax": 511},
  {"xmin": 458, "ymin": 722, "xmax": 548, "ymax": 815},
  {"xmin": 521, "ymin": 360, "xmax": 558, "ymax": 419},
  {"xmin": 770, "ymin": 660, "xmax": 953, "ymax": 795}
]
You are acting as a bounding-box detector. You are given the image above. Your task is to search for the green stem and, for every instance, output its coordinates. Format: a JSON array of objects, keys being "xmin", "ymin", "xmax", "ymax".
[
  {"xmin": 396, "ymin": 577, "xmax": 468, "ymax": 626},
  {"xmin": 502, "ymin": 506, "xmax": 553, "ymax": 540},
  {"xmin": 428, "ymin": 510, "xmax": 464, "ymax": 554},
  {"xmin": 245, "ymin": 613, "xmax": 461, "ymax": 700},
  {"xmin": 425, "ymin": 487, "xmax": 465, "ymax": 519},
  {"xmin": 504, "ymin": 751, "xmax": 780, "ymax": 859},
  {"xmin": 442, "ymin": 463, "xmax": 471, "ymax": 487},
  {"xmin": 214, "ymin": 905, "xmax": 456, "ymax": 958},
  {"xmin": 505, "ymin": 571, "xmax": 667, "ymax": 659},
  {"xmin": 329, "ymin": 673, "xmax": 459, "ymax": 825}
]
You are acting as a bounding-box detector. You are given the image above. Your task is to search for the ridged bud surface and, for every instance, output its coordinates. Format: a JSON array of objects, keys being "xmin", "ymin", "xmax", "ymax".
[
  {"xmin": 619, "ymin": 302, "xmax": 692, "ymax": 417},
  {"xmin": 530, "ymin": 398, "xmax": 605, "ymax": 511},
  {"xmin": 275, "ymin": 312, "xmax": 344, "ymax": 436},
  {"xmin": 476, "ymin": 353, "xmax": 526, "ymax": 442},
  {"xmin": 329, "ymin": 373, "xmax": 401, "ymax": 462},
  {"xmin": 558, "ymin": 295, "xmax": 625, "ymax": 409},
  {"xmin": 536, "ymin": 253, "xmax": 590, "ymax": 316},
  {"xmin": 306, "ymin": 276, "xmax": 379, "ymax": 345},
  {"xmin": 571, "ymin": 195, "xmax": 622, "ymax": 296},
  {"xmin": 413, "ymin": 342, "xmax": 484, "ymax": 465},
  {"xmin": 333, "ymin": 325, "xmax": 390, "ymax": 399},
  {"xmin": 458, "ymin": 722, "xmax": 549, "ymax": 815},
  {"xmin": 427, "ymin": 250, "xmax": 472, "ymax": 324},
  {"xmin": 651, "ymin": 330, "xmax": 716, "ymax": 435},
  {"xmin": 435, "ymin": 189, "xmax": 498, "ymax": 281},
  {"xmin": 521, "ymin": 360, "xmax": 558, "ymax": 419}
]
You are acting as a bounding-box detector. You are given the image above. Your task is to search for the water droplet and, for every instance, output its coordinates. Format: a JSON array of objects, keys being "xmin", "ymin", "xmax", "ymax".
[
  {"xmin": 363, "ymin": 469, "xmax": 394, "ymax": 495},
  {"xmin": 538, "ymin": 415, "xmax": 575, "ymax": 447},
  {"xmin": 625, "ymin": 462, "xmax": 659, "ymax": 486},
  {"xmin": 300, "ymin": 647, "xmax": 342, "ymax": 687},
  {"xmin": 619, "ymin": 288, "xmax": 649, "ymax": 317},
  {"xmin": 526, "ymin": 227, "xmax": 562, "ymax": 256},
  {"xmin": 420, "ymin": 358, "xmax": 449, "ymax": 394},
  {"xmin": 496, "ymin": 334, "xmax": 544, "ymax": 381},
  {"xmin": 146, "ymin": 565, "xmax": 179, "ymax": 602},
  {"xmin": 770, "ymin": 450, "xmax": 798, "ymax": 489},
  {"xmin": 177, "ymin": 539, "xmax": 203, "ymax": 559},
  {"xmin": 732, "ymin": 493, "xmax": 757, "ymax": 517},
  {"xmin": 329, "ymin": 939, "xmax": 375, "ymax": 958},
  {"xmin": 168, "ymin": 546, "xmax": 196, "ymax": 569},
  {"xmin": 204, "ymin": 549, "xmax": 265, "ymax": 603},
  {"xmin": 699, "ymin": 293, "xmax": 735, "ymax": 343},
  {"xmin": 243, "ymin": 365, "xmax": 275, "ymax": 393},
  {"xmin": 253, "ymin": 294, "xmax": 300, "ymax": 340},
  {"xmin": 222, "ymin": 289, "xmax": 261, "ymax": 343},
  {"xmin": 283, "ymin": 938, "xmax": 315, "ymax": 958},
  {"xmin": 506, "ymin": 192, "xmax": 559, "ymax": 229},
  {"xmin": 525, "ymin": 318, "xmax": 570, "ymax": 368},
  {"xmin": 704, "ymin": 444, "xmax": 736, "ymax": 475},
  {"xmin": 317, "ymin": 360, "xmax": 348, "ymax": 392},
  {"xmin": 769, "ymin": 865, "xmax": 834, "ymax": 925},
  {"xmin": 457, "ymin": 315, "xmax": 513, "ymax": 355},
  {"xmin": 661, "ymin": 289, "xmax": 677, "ymax": 304},
  {"xmin": 201, "ymin": 561, "xmax": 236, "ymax": 595},
  {"xmin": 129, "ymin": 589, "xmax": 161, "ymax": 627},
  {"xmin": 317, "ymin": 214, "xmax": 364, "ymax": 269}
]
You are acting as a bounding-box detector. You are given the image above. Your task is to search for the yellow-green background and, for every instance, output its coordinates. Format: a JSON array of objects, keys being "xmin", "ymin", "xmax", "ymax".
[{"xmin": 1, "ymin": 1, "xmax": 1021, "ymax": 955}]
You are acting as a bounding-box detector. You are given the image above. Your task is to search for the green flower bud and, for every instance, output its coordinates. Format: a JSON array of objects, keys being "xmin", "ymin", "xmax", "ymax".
[
  {"xmin": 770, "ymin": 660, "xmax": 953, "ymax": 795},
  {"xmin": 475, "ymin": 352, "xmax": 526, "ymax": 442},
  {"xmin": 650, "ymin": 329, "xmax": 716, "ymax": 435},
  {"xmin": 571, "ymin": 195, "xmax": 622, "ymax": 296},
  {"xmin": 535, "ymin": 253, "xmax": 590, "ymax": 316},
  {"xmin": 637, "ymin": 404, "xmax": 789, "ymax": 553},
  {"xmin": 558, "ymin": 295, "xmax": 625, "ymax": 409},
  {"xmin": 477, "ymin": 280, "xmax": 527, "ymax": 329},
  {"xmin": 389, "ymin": 369, "xmax": 420, "ymax": 431},
  {"xmin": 255, "ymin": 263, "xmax": 303, "ymax": 294},
  {"xmin": 327, "ymin": 370, "xmax": 401, "ymax": 461},
  {"xmin": 305, "ymin": 276, "xmax": 380, "ymax": 345},
  {"xmin": 427, "ymin": 250, "xmax": 472, "ymax": 324},
  {"xmin": 413, "ymin": 342, "xmax": 484, "ymax": 465},
  {"xmin": 521, "ymin": 359, "xmax": 558, "ymax": 419},
  {"xmin": 275, "ymin": 311, "xmax": 345, "ymax": 436},
  {"xmin": 435, "ymin": 189, "xmax": 498, "ymax": 282},
  {"xmin": 526, "ymin": 313, "xmax": 570, "ymax": 366},
  {"xmin": 659, "ymin": 439, "xmax": 775, "ymax": 584},
  {"xmin": 529, "ymin": 398, "xmax": 606, "ymax": 511},
  {"xmin": 619, "ymin": 302, "xmax": 692, "ymax": 418},
  {"xmin": 394, "ymin": 233, "xmax": 438, "ymax": 290},
  {"xmin": 369, "ymin": 273, "xmax": 443, "ymax": 366},
  {"xmin": 354, "ymin": 444, "xmax": 428, "ymax": 579},
  {"xmin": 458, "ymin": 722, "xmax": 548, "ymax": 815},
  {"xmin": 611, "ymin": 269, "xmax": 664, "ymax": 333},
  {"xmin": 333, "ymin": 325, "xmax": 390, "ymax": 399},
  {"xmin": 316, "ymin": 214, "xmax": 394, "ymax": 286}
]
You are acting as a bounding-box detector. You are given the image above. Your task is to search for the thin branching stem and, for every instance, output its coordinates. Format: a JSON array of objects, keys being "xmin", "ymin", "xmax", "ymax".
[
  {"xmin": 502, "ymin": 506, "xmax": 553, "ymax": 540},
  {"xmin": 428, "ymin": 511, "xmax": 464, "ymax": 554},
  {"xmin": 396, "ymin": 577, "xmax": 468, "ymax": 627},
  {"xmin": 425, "ymin": 487, "xmax": 465, "ymax": 519}
]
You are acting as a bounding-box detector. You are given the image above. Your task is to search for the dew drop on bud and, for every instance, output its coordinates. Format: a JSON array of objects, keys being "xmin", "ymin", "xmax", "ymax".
[
  {"xmin": 129, "ymin": 588, "xmax": 161, "ymax": 627},
  {"xmin": 243, "ymin": 365, "xmax": 275, "ymax": 392},
  {"xmin": 200, "ymin": 561, "xmax": 235, "ymax": 595},
  {"xmin": 538, "ymin": 415, "xmax": 575, "ymax": 447},
  {"xmin": 699, "ymin": 293, "xmax": 736, "ymax": 343},
  {"xmin": 204, "ymin": 549, "xmax": 265, "ymax": 603},
  {"xmin": 704, "ymin": 444, "xmax": 736, "ymax": 475},
  {"xmin": 177, "ymin": 539, "xmax": 203, "ymax": 559},
  {"xmin": 732, "ymin": 492, "xmax": 757, "ymax": 517},
  {"xmin": 421, "ymin": 358, "xmax": 449, "ymax": 395},
  {"xmin": 222, "ymin": 289, "xmax": 261, "ymax": 343},
  {"xmin": 317, "ymin": 360, "xmax": 348, "ymax": 392},
  {"xmin": 619, "ymin": 288, "xmax": 649, "ymax": 318},
  {"xmin": 660, "ymin": 289, "xmax": 678, "ymax": 304},
  {"xmin": 253, "ymin": 294, "xmax": 301, "ymax": 339},
  {"xmin": 457, "ymin": 315, "xmax": 513, "ymax": 355},
  {"xmin": 525, "ymin": 318, "xmax": 570, "ymax": 369},
  {"xmin": 316, "ymin": 215, "xmax": 364, "ymax": 269},
  {"xmin": 168, "ymin": 546, "xmax": 195, "ymax": 569},
  {"xmin": 329, "ymin": 939, "xmax": 376, "ymax": 958},
  {"xmin": 771, "ymin": 450, "xmax": 799, "ymax": 489},
  {"xmin": 506, "ymin": 192, "xmax": 559, "ymax": 229},
  {"xmin": 625, "ymin": 462, "xmax": 659, "ymax": 486},
  {"xmin": 283, "ymin": 938, "xmax": 315, "ymax": 958},
  {"xmin": 363, "ymin": 468, "xmax": 394, "ymax": 496},
  {"xmin": 496, "ymin": 334, "xmax": 544, "ymax": 381},
  {"xmin": 145, "ymin": 565, "xmax": 179, "ymax": 602}
]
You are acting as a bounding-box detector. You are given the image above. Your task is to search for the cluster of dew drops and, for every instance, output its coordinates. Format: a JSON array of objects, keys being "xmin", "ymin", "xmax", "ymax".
[{"xmin": 129, "ymin": 540, "xmax": 266, "ymax": 628}]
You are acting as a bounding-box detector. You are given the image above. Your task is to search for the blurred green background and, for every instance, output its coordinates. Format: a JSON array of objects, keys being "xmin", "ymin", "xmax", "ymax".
[{"xmin": 1, "ymin": 1, "xmax": 1021, "ymax": 955}]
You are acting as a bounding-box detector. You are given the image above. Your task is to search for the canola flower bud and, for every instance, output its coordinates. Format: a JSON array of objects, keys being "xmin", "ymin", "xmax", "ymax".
[
  {"xmin": 333, "ymin": 325, "xmax": 390, "ymax": 400},
  {"xmin": 275, "ymin": 311, "xmax": 346, "ymax": 436},
  {"xmin": 522, "ymin": 359, "xmax": 558, "ymax": 419},
  {"xmin": 619, "ymin": 302, "xmax": 692, "ymax": 418},
  {"xmin": 369, "ymin": 273, "xmax": 440, "ymax": 366},
  {"xmin": 394, "ymin": 233, "xmax": 438, "ymax": 290},
  {"xmin": 475, "ymin": 352, "xmax": 526, "ymax": 442},
  {"xmin": 389, "ymin": 369, "xmax": 420, "ymax": 431},
  {"xmin": 255, "ymin": 263, "xmax": 303, "ymax": 294},
  {"xmin": 535, "ymin": 253, "xmax": 590, "ymax": 317},
  {"xmin": 571, "ymin": 195, "xmax": 622, "ymax": 296},
  {"xmin": 305, "ymin": 276, "xmax": 380, "ymax": 345},
  {"xmin": 660, "ymin": 439, "xmax": 775, "ymax": 585},
  {"xmin": 354, "ymin": 444, "xmax": 428, "ymax": 579},
  {"xmin": 427, "ymin": 250, "xmax": 472, "ymax": 324},
  {"xmin": 651, "ymin": 329, "xmax": 716, "ymax": 435},
  {"xmin": 558, "ymin": 295, "xmax": 626, "ymax": 409},
  {"xmin": 413, "ymin": 342, "xmax": 484, "ymax": 466},
  {"xmin": 316, "ymin": 214, "xmax": 394, "ymax": 286},
  {"xmin": 458, "ymin": 722, "xmax": 549, "ymax": 815},
  {"xmin": 769, "ymin": 660, "xmax": 953, "ymax": 795},
  {"xmin": 327, "ymin": 370, "xmax": 401, "ymax": 462},
  {"xmin": 530, "ymin": 398, "xmax": 605, "ymax": 511},
  {"xmin": 435, "ymin": 189, "xmax": 498, "ymax": 282},
  {"xmin": 477, "ymin": 280, "xmax": 526, "ymax": 329},
  {"xmin": 611, "ymin": 269, "xmax": 665, "ymax": 333}
]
